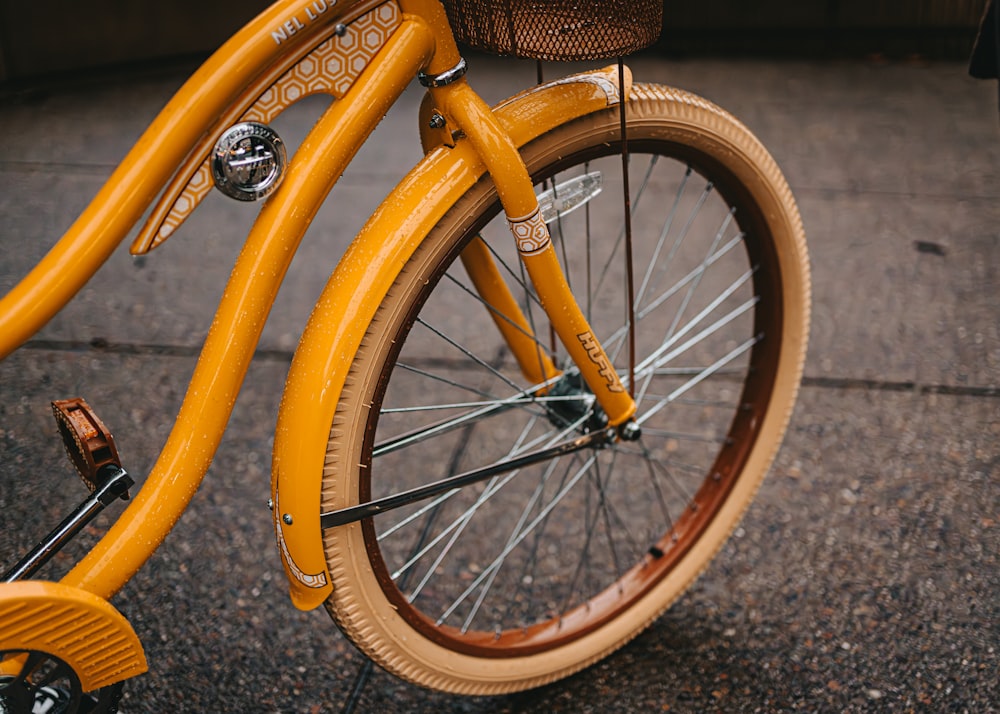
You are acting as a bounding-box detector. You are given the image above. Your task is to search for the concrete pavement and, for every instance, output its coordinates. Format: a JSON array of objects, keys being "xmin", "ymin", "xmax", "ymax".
[{"xmin": 0, "ymin": 53, "xmax": 997, "ymax": 712}]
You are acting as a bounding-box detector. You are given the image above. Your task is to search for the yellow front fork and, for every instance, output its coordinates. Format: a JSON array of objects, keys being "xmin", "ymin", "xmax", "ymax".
[
  {"xmin": 433, "ymin": 79, "xmax": 637, "ymax": 427},
  {"xmin": 459, "ymin": 236, "xmax": 561, "ymax": 390}
]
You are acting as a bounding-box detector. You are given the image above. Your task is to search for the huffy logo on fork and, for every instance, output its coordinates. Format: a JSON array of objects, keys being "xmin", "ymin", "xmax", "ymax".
[{"xmin": 577, "ymin": 331, "xmax": 625, "ymax": 393}]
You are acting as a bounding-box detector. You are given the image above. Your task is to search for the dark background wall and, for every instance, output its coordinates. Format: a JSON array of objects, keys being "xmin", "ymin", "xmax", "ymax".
[
  {"xmin": 661, "ymin": 0, "xmax": 988, "ymax": 58},
  {"xmin": 0, "ymin": 0, "xmax": 273, "ymax": 83},
  {"xmin": 0, "ymin": 0, "xmax": 990, "ymax": 83}
]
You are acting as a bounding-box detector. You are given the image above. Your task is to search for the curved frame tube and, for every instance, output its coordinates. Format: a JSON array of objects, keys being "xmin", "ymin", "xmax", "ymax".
[{"xmin": 60, "ymin": 12, "xmax": 438, "ymax": 599}]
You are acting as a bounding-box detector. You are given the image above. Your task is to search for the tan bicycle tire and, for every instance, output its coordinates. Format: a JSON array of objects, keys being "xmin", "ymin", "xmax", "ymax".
[{"xmin": 318, "ymin": 83, "xmax": 810, "ymax": 694}]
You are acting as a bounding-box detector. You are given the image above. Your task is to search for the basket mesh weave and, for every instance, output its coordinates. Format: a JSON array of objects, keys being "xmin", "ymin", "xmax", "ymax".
[{"xmin": 441, "ymin": 0, "xmax": 663, "ymax": 61}]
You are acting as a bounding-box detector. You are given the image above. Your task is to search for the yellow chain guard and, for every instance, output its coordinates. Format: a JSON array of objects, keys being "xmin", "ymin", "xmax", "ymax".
[{"xmin": 0, "ymin": 581, "xmax": 147, "ymax": 691}]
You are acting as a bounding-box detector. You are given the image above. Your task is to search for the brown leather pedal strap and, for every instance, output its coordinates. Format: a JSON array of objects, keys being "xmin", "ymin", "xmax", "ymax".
[{"xmin": 51, "ymin": 398, "xmax": 123, "ymax": 494}]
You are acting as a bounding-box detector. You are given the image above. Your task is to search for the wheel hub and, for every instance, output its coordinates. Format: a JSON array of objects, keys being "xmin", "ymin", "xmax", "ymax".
[{"xmin": 545, "ymin": 371, "xmax": 608, "ymax": 432}]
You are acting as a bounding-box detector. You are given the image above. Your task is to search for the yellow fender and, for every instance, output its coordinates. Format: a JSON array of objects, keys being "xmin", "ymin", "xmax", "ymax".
[
  {"xmin": 271, "ymin": 64, "xmax": 632, "ymax": 610},
  {"xmin": 0, "ymin": 581, "xmax": 147, "ymax": 691}
]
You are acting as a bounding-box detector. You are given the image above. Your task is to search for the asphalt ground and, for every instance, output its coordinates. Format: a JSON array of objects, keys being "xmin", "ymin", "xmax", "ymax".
[{"xmin": 1, "ymin": 52, "xmax": 998, "ymax": 712}]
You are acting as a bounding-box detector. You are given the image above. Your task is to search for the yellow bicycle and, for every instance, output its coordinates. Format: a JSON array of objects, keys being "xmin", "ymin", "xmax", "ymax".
[{"xmin": 0, "ymin": 0, "xmax": 810, "ymax": 708}]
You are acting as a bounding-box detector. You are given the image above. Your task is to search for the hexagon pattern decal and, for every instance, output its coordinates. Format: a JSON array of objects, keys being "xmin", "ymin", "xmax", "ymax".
[
  {"xmin": 139, "ymin": 2, "xmax": 401, "ymax": 251},
  {"xmin": 508, "ymin": 210, "xmax": 552, "ymax": 255}
]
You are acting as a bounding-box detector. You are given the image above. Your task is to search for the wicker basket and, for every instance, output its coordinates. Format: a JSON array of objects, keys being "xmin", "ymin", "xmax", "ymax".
[{"xmin": 441, "ymin": 0, "xmax": 663, "ymax": 61}]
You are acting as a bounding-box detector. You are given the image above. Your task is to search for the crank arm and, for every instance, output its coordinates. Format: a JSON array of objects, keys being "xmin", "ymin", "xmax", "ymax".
[
  {"xmin": 3, "ymin": 466, "xmax": 133, "ymax": 582},
  {"xmin": 320, "ymin": 428, "xmax": 614, "ymax": 529}
]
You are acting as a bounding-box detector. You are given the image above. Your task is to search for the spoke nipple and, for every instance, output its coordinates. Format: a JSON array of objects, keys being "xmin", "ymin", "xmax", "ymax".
[{"xmin": 618, "ymin": 421, "xmax": 642, "ymax": 441}]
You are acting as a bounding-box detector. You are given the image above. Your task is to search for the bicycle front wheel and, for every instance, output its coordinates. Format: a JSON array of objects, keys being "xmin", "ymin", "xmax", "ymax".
[{"xmin": 320, "ymin": 83, "xmax": 810, "ymax": 693}]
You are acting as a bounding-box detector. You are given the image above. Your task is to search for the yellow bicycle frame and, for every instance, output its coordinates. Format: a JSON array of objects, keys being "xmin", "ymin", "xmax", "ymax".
[{"xmin": 0, "ymin": 0, "xmax": 636, "ymax": 615}]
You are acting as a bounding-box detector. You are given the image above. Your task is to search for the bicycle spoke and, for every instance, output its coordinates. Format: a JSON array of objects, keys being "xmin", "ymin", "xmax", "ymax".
[
  {"xmin": 637, "ymin": 427, "xmax": 729, "ymax": 444},
  {"xmin": 387, "ymin": 414, "xmax": 590, "ymax": 590},
  {"xmin": 459, "ymin": 454, "xmax": 568, "ymax": 631},
  {"xmin": 396, "ymin": 454, "xmax": 540, "ymax": 594},
  {"xmin": 443, "ymin": 269, "xmax": 553, "ymax": 360},
  {"xmin": 395, "ymin": 360, "xmax": 511, "ymax": 404},
  {"xmin": 633, "ymin": 270, "xmax": 756, "ymax": 379},
  {"xmin": 634, "ymin": 177, "xmax": 713, "ymax": 317},
  {"xmin": 430, "ymin": 431, "xmax": 592, "ymax": 626},
  {"xmin": 659, "ymin": 207, "xmax": 736, "ymax": 342},
  {"xmin": 635, "ymin": 232, "xmax": 745, "ymax": 322},
  {"xmin": 594, "ymin": 155, "xmax": 661, "ymax": 298},
  {"xmin": 643, "ymin": 449, "xmax": 696, "ymax": 520},
  {"xmin": 377, "ymin": 412, "xmax": 545, "ymax": 541},
  {"xmin": 590, "ymin": 453, "xmax": 629, "ymax": 586},
  {"xmin": 633, "ymin": 166, "xmax": 693, "ymax": 311},
  {"xmin": 414, "ymin": 317, "xmax": 523, "ymax": 393},
  {"xmin": 381, "ymin": 392, "xmax": 599, "ymax": 415},
  {"xmin": 374, "ymin": 371, "xmax": 566, "ymax": 457},
  {"xmin": 600, "ymin": 231, "xmax": 746, "ymax": 364},
  {"xmin": 434, "ymin": 449, "xmax": 600, "ymax": 626},
  {"xmin": 638, "ymin": 334, "xmax": 760, "ymax": 425}
]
